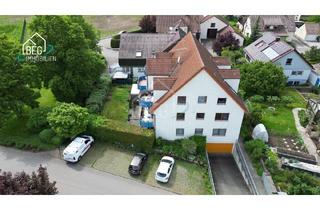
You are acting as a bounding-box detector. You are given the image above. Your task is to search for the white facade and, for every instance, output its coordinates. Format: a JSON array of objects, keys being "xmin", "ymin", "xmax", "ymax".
[
  {"xmin": 309, "ymin": 70, "xmax": 320, "ymax": 87},
  {"xmin": 274, "ymin": 51, "xmax": 312, "ymax": 84},
  {"xmin": 225, "ymin": 79, "xmax": 240, "ymax": 92},
  {"xmin": 243, "ymin": 17, "xmax": 252, "ymax": 37},
  {"xmin": 153, "ymin": 70, "xmax": 244, "ymax": 144},
  {"xmin": 153, "ymin": 90, "xmax": 167, "ymax": 101},
  {"xmin": 200, "ymin": 16, "xmax": 228, "ymax": 40},
  {"xmin": 295, "ymin": 24, "xmax": 320, "ymax": 42}
]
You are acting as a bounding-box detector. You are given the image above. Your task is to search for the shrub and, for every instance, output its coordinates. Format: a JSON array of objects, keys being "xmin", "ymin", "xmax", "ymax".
[
  {"xmin": 85, "ymin": 74, "xmax": 112, "ymax": 114},
  {"xmin": 39, "ymin": 129, "xmax": 56, "ymax": 144},
  {"xmin": 181, "ymin": 139, "xmax": 197, "ymax": 155},
  {"xmin": 27, "ymin": 107, "xmax": 52, "ymax": 132},
  {"xmin": 244, "ymin": 139, "xmax": 267, "ymax": 162},
  {"xmin": 280, "ymin": 96, "xmax": 294, "ymax": 104},
  {"xmin": 51, "ymin": 135, "xmax": 63, "ymax": 146},
  {"xmin": 265, "ymin": 149, "xmax": 279, "ymax": 174},
  {"xmin": 250, "ymin": 95, "xmax": 264, "ymax": 103},
  {"xmin": 110, "ymin": 38, "xmax": 120, "ymax": 48},
  {"xmin": 298, "ymin": 109, "xmax": 310, "ymax": 127},
  {"xmin": 47, "ymin": 103, "xmax": 90, "ymax": 138},
  {"xmin": 88, "ymin": 117, "xmax": 154, "ymax": 152},
  {"xmin": 266, "ymin": 96, "xmax": 281, "ymax": 104}
]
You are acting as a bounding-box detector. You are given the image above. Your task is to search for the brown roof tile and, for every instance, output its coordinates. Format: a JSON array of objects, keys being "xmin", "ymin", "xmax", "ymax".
[
  {"xmin": 150, "ymin": 32, "xmax": 247, "ymax": 113},
  {"xmin": 156, "ymin": 15, "xmax": 203, "ymax": 33},
  {"xmin": 212, "ymin": 57, "xmax": 231, "ymax": 66},
  {"xmin": 146, "ymin": 57, "xmax": 176, "ymax": 76},
  {"xmin": 153, "ymin": 77, "xmax": 177, "ymax": 90},
  {"xmin": 305, "ymin": 23, "xmax": 320, "ymax": 35},
  {"xmin": 218, "ymin": 69, "xmax": 240, "ymax": 79}
]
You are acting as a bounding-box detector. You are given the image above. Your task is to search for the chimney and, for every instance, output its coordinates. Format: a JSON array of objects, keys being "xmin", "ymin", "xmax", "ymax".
[{"xmin": 275, "ymin": 37, "xmax": 281, "ymax": 42}]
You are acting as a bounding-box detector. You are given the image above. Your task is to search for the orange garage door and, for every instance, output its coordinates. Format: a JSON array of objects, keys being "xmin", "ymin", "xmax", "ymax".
[{"xmin": 206, "ymin": 143, "xmax": 234, "ymax": 153}]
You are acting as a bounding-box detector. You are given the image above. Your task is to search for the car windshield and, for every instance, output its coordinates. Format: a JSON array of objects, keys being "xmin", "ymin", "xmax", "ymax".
[
  {"xmin": 157, "ymin": 172, "xmax": 167, "ymax": 177},
  {"xmin": 161, "ymin": 159, "xmax": 172, "ymax": 164}
]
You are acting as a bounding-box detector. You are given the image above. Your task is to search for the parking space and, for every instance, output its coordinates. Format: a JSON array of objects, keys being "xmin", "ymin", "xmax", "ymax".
[
  {"xmin": 209, "ymin": 154, "xmax": 251, "ymax": 195},
  {"xmin": 68, "ymin": 141, "xmax": 212, "ymax": 195}
]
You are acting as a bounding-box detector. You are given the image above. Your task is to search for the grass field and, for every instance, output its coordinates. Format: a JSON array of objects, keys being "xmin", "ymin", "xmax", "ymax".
[
  {"xmin": 102, "ymin": 85, "xmax": 131, "ymax": 121},
  {"xmin": 0, "ymin": 16, "xmax": 30, "ymax": 42},
  {"xmin": 258, "ymin": 88, "xmax": 307, "ymax": 137}
]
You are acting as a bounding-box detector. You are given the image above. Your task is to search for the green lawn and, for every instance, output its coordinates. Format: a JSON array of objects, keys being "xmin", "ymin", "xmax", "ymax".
[
  {"xmin": 0, "ymin": 116, "xmax": 56, "ymax": 151},
  {"xmin": 0, "ymin": 87, "xmax": 57, "ymax": 151},
  {"xmin": 79, "ymin": 141, "xmax": 213, "ymax": 195},
  {"xmin": 36, "ymin": 88, "xmax": 57, "ymax": 107},
  {"xmin": 0, "ymin": 16, "xmax": 30, "ymax": 42},
  {"xmin": 102, "ymin": 85, "xmax": 131, "ymax": 121},
  {"xmin": 258, "ymin": 88, "xmax": 307, "ymax": 137}
]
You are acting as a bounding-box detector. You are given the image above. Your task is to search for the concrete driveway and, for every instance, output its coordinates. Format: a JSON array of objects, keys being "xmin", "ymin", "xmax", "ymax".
[
  {"xmin": 98, "ymin": 37, "xmax": 119, "ymax": 70},
  {"xmin": 209, "ymin": 154, "xmax": 251, "ymax": 195},
  {"xmin": 0, "ymin": 146, "xmax": 173, "ymax": 195}
]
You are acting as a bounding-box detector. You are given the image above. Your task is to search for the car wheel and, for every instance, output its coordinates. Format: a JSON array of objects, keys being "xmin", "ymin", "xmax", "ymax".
[{"xmin": 77, "ymin": 156, "xmax": 82, "ymax": 162}]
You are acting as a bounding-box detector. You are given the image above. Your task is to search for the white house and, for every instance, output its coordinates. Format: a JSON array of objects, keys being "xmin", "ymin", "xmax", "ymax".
[
  {"xmin": 242, "ymin": 15, "xmax": 296, "ymax": 38},
  {"xmin": 156, "ymin": 15, "xmax": 244, "ymax": 46},
  {"xmin": 295, "ymin": 23, "xmax": 320, "ymax": 42},
  {"xmin": 146, "ymin": 33, "xmax": 247, "ymax": 153},
  {"xmin": 244, "ymin": 33, "xmax": 313, "ymax": 85}
]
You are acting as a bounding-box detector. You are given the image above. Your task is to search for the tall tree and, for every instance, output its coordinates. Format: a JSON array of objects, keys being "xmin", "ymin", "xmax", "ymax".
[
  {"xmin": 247, "ymin": 17, "xmax": 261, "ymax": 45},
  {"xmin": 239, "ymin": 61, "xmax": 287, "ymax": 98},
  {"xmin": 29, "ymin": 16, "xmax": 106, "ymax": 104},
  {"xmin": 304, "ymin": 46, "xmax": 320, "ymax": 64},
  {"xmin": 0, "ymin": 35, "xmax": 41, "ymax": 126},
  {"xmin": 213, "ymin": 31, "xmax": 240, "ymax": 55},
  {"xmin": 0, "ymin": 165, "xmax": 58, "ymax": 195},
  {"xmin": 139, "ymin": 15, "xmax": 156, "ymax": 33}
]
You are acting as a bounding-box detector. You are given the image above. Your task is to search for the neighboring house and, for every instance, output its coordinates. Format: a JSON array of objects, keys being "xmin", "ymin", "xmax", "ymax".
[
  {"xmin": 156, "ymin": 15, "xmax": 244, "ymax": 46},
  {"xmin": 309, "ymin": 64, "xmax": 320, "ymax": 87},
  {"xmin": 243, "ymin": 15, "xmax": 296, "ymax": 38},
  {"xmin": 146, "ymin": 32, "xmax": 247, "ymax": 153},
  {"xmin": 244, "ymin": 33, "xmax": 313, "ymax": 85},
  {"xmin": 295, "ymin": 23, "xmax": 320, "ymax": 42},
  {"xmin": 118, "ymin": 33, "xmax": 180, "ymax": 78}
]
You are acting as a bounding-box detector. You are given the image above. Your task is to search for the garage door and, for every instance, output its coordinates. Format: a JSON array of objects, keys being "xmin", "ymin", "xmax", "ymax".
[{"xmin": 206, "ymin": 143, "xmax": 234, "ymax": 153}]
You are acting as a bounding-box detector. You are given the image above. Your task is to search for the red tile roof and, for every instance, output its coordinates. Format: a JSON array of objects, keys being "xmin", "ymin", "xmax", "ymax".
[
  {"xmin": 150, "ymin": 32, "xmax": 247, "ymax": 113},
  {"xmin": 146, "ymin": 57, "xmax": 176, "ymax": 76},
  {"xmin": 218, "ymin": 69, "xmax": 240, "ymax": 79},
  {"xmin": 212, "ymin": 57, "xmax": 231, "ymax": 66},
  {"xmin": 153, "ymin": 77, "xmax": 177, "ymax": 90}
]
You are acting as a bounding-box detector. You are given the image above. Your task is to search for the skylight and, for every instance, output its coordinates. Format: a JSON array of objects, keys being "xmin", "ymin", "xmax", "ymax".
[
  {"xmin": 136, "ymin": 50, "xmax": 142, "ymax": 57},
  {"xmin": 262, "ymin": 47, "xmax": 279, "ymax": 60}
]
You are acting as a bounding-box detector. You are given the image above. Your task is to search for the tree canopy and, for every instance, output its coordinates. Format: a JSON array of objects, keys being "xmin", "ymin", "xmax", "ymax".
[
  {"xmin": 29, "ymin": 16, "xmax": 106, "ymax": 104},
  {"xmin": 139, "ymin": 15, "xmax": 156, "ymax": 33},
  {"xmin": 0, "ymin": 34, "xmax": 41, "ymax": 126},
  {"xmin": 239, "ymin": 61, "xmax": 287, "ymax": 98},
  {"xmin": 0, "ymin": 165, "xmax": 58, "ymax": 195},
  {"xmin": 213, "ymin": 31, "xmax": 239, "ymax": 55},
  {"xmin": 304, "ymin": 46, "xmax": 320, "ymax": 64},
  {"xmin": 47, "ymin": 102, "xmax": 89, "ymax": 138}
]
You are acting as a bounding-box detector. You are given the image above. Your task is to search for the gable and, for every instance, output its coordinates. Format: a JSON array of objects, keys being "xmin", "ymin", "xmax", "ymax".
[{"xmin": 274, "ymin": 50, "xmax": 313, "ymax": 70}]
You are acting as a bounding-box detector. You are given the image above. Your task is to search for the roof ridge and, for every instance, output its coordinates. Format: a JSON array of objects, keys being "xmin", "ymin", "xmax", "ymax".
[{"xmin": 187, "ymin": 33, "xmax": 206, "ymax": 69}]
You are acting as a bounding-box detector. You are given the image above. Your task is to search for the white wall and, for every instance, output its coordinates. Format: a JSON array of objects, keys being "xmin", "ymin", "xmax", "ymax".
[
  {"xmin": 233, "ymin": 32, "xmax": 244, "ymax": 46},
  {"xmin": 295, "ymin": 25, "xmax": 307, "ymax": 41},
  {"xmin": 243, "ymin": 17, "xmax": 252, "ymax": 37},
  {"xmin": 153, "ymin": 70, "xmax": 244, "ymax": 144},
  {"xmin": 274, "ymin": 51, "xmax": 312, "ymax": 84},
  {"xmin": 225, "ymin": 79, "xmax": 240, "ymax": 92},
  {"xmin": 309, "ymin": 70, "xmax": 320, "ymax": 87},
  {"xmin": 153, "ymin": 90, "xmax": 167, "ymax": 101},
  {"xmin": 147, "ymin": 75, "xmax": 167, "ymax": 91},
  {"xmin": 200, "ymin": 16, "xmax": 228, "ymax": 40}
]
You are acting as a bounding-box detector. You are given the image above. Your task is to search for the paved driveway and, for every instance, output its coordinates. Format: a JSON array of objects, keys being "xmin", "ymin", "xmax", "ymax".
[
  {"xmin": 209, "ymin": 154, "xmax": 251, "ymax": 195},
  {"xmin": 0, "ymin": 146, "xmax": 173, "ymax": 195},
  {"xmin": 98, "ymin": 37, "xmax": 119, "ymax": 70}
]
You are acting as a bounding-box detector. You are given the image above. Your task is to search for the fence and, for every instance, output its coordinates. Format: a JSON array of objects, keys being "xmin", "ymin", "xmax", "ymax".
[{"xmin": 205, "ymin": 151, "xmax": 216, "ymax": 195}]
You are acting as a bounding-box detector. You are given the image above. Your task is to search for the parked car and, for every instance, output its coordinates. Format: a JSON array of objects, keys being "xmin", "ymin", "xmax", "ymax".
[
  {"xmin": 155, "ymin": 156, "xmax": 175, "ymax": 183},
  {"xmin": 63, "ymin": 135, "xmax": 94, "ymax": 163},
  {"xmin": 128, "ymin": 153, "xmax": 148, "ymax": 175}
]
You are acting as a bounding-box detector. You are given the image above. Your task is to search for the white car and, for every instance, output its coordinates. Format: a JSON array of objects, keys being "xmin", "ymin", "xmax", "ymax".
[
  {"xmin": 155, "ymin": 156, "xmax": 175, "ymax": 183},
  {"xmin": 63, "ymin": 135, "xmax": 94, "ymax": 163}
]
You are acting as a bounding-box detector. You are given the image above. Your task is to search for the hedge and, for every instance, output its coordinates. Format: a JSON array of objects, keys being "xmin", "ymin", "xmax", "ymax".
[
  {"xmin": 88, "ymin": 118, "xmax": 154, "ymax": 152},
  {"xmin": 110, "ymin": 38, "xmax": 120, "ymax": 48},
  {"xmin": 85, "ymin": 74, "xmax": 112, "ymax": 114}
]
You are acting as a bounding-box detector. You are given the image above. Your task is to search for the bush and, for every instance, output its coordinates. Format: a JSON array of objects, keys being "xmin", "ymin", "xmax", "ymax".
[
  {"xmin": 250, "ymin": 95, "xmax": 264, "ymax": 103},
  {"xmin": 88, "ymin": 117, "xmax": 154, "ymax": 152},
  {"xmin": 181, "ymin": 139, "xmax": 197, "ymax": 155},
  {"xmin": 280, "ymin": 96, "xmax": 294, "ymax": 104},
  {"xmin": 244, "ymin": 139, "xmax": 267, "ymax": 162},
  {"xmin": 39, "ymin": 129, "xmax": 56, "ymax": 144},
  {"xmin": 266, "ymin": 96, "xmax": 281, "ymax": 104},
  {"xmin": 110, "ymin": 38, "xmax": 120, "ymax": 48},
  {"xmin": 27, "ymin": 107, "xmax": 52, "ymax": 132},
  {"xmin": 51, "ymin": 135, "xmax": 63, "ymax": 146},
  {"xmin": 85, "ymin": 74, "xmax": 112, "ymax": 114},
  {"xmin": 298, "ymin": 109, "xmax": 310, "ymax": 127},
  {"xmin": 47, "ymin": 102, "xmax": 90, "ymax": 138}
]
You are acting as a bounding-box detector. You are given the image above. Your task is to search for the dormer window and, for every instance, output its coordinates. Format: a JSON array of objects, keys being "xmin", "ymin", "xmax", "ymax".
[
  {"xmin": 210, "ymin": 23, "xmax": 216, "ymax": 28},
  {"xmin": 136, "ymin": 50, "xmax": 142, "ymax": 58}
]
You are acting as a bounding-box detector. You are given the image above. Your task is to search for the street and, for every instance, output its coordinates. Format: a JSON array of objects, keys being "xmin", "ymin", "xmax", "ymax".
[{"xmin": 0, "ymin": 146, "xmax": 174, "ymax": 195}]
